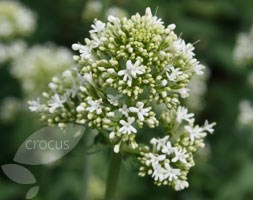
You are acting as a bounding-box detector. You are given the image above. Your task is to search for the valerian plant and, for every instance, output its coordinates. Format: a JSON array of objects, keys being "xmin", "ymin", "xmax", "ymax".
[{"xmin": 29, "ymin": 8, "xmax": 215, "ymax": 192}]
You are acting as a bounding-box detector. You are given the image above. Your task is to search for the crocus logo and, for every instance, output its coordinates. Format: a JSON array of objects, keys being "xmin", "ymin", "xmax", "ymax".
[{"xmin": 1, "ymin": 124, "xmax": 85, "ymax": 199}]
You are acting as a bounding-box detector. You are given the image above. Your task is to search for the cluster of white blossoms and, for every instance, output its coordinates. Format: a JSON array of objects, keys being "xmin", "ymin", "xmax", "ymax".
[
  {"xmin": 29, "ymin": 8, "xmax": 215, "ymax": 190},
  {"xmin": 82, "ymin": 0, "xmax": 128, "ymax": 20},
  {"xmin": 0, "ymin": 40, "xmax": 27, "ymax": 64},
  {"xmin": 0, "ymin": 1, "xmax": 36, "ymax": 39},
  {"xmin": 234, "ymin": 25, "xmax": 253, "ymax": 127},
  {"xmin": 139, "ymin": 106, "xmax": 215, "ymax": 190},
  {"xmin": 0, "ymin": 1, "xmax": 36, "ymax": 65},
  {"xmin": 11, "ymin": 44, "xmax": 74, "ymax": 96},
  {"xmin": 238, "ymin": 100, "xmax": 253, "ymax": 126},
  {"xmin": 234, "ymin": 25, "xmax": 253, "ymax": 66}
]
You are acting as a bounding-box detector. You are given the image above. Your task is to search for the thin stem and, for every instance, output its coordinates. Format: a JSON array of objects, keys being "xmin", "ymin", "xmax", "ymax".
[
  {"xmin": 82, "ymin": 129, "xmax": 90, "ymax": 200},
  {"xmin": 104, "ymin": 152, "xmax": 122, "ymax": 200}
]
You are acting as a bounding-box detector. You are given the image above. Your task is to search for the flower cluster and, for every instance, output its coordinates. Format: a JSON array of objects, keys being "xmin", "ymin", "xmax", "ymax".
[
  {"xmin": 139, "ymin": 106, "xmax": 215, "ymax": 190},
  {"xmin": 238, "ymin": 100, "xmax": 253, "ymax": 126},
  {"xmin": 0, "ymin": 40, "xmax": 26, "ymax": 64},
  {"xmin": 234, "ymin": 25, "xmax": 253, "ymax": 128},
  {"xmin": 30, "ymin": 8, "xmax": 214, "ymax": 190},
  {"xmin": 234, "ymin": 25, "xmax": 253, "ymax": 66},
  {"xmin": 11, "ymin": 44, "xmax": 74, "ymax": 96},
  {"xmin": 0, "ymin": 1, "xmax": 36, "ymax": 40}
]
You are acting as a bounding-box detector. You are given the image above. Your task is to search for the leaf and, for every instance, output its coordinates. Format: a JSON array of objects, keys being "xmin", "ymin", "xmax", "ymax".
[
  {"xmin": 14, "ymin": 124, "xmax": 85, "ymax": 165},
  {"xmin": 26, "ymin": 186, "xmax": 39, "ymax": 199},
  {"xmin": 1, "ymin": 164, "xmax": 36, "ymax": 184}
]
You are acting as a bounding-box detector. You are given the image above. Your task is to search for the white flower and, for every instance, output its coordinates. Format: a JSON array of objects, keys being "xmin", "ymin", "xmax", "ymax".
[
  {"xmin": 119, "ymin": 104, "xmax": 129, "ymax": 117},
  {"xmin": 107, "ymin": 94, "xmax": 122, "ymax": 106},
  {"xmin": 152, "ymin": 163, "xmax": 166, "ymax": 182},
  {"xmin": 178, "ymin": 88, "xmax": 190, "ymax": 98},
  {"xmin": 90, "ymin": 34, "xmax": 101, "ymax": 48},
  {"xmin": 203, "ymin": 120, "xmax": 216, "ymax": 134},
  {"xmin": 146, "ymin": 153, "xmax": 166, "ymax": 168},
  {"xmin": 172, "ymin": 147, "xmax": 189, "ymax": 164},
  {"xmin": 72, "ymin": 43, "xmax": 95, "ymax": 60},
  {"xmin": 83, "ymin": 72, "xmax": 94, "ymax": 84},
  {"xmin": 150, "ymin": 136, "xmax": 173, "ymax": 155},
  {"xmin": 174, "ymin": 180, "xmax": 189, "ymax": 191},
  {"xmin": 184, "ymin": 125, "xmax": 204, "ymax": 142},
  {"xmin": 129, "ymin": 102, "xmax": 151, "ymax": 121},
  {"xmin": 145, "ymin": 7, "xmax": 163, "ymax": 25},
  {"xmin": 173, "ymin": 38, "xmax": 195, "ymax": 58},
  {"xmin": 80, "ymin": 45, "xmax": 94, "ymax": 60},
  {"xmin": 80, "ymin": 46, "xmax": 93, "ymax": 59},
  {"xmin": 108, "ymin": 15, "xmax": 119, "ymax": 24},
  {"xmin": 90, "ymin": 20, "xmax": 106, "ymax": 33},
  {"xmin": 165, "ymin": 65, "xmax": 183, "ymax": 82},
  {"xmin": 28, "ymin": 98, "xmax": 43, "ymax": 112},
  {"xmin": 176, "ymin": 106, "xmax": 194, "ymax": 123},
  {"xmin": 152, "ymin": 162, "xmax": 181, "ymax": 182},
  {"xmin": 238, "ymin": 100, "xmax": 253, "ymax": 125},
  {"xmin": 119, "ymin": 117, "xmax": 137, "ymax": 134},
  {"xmin": 194, "ymin": 64, "xmax": 205, "ymax": 75},
  {"xmin": 118, "ymin": 60, "xmax": 145, "ymax": 86},
  {"xmin": 164, "ymin": 163, "xmax": 181, "ymax": 182},
  {"xmin": 86, "ymin": 99, "xmax": 103, "ymax": 114},
  {"xmin": 48, "ymin": 94, "xmax": 67, "ymax": 110}
]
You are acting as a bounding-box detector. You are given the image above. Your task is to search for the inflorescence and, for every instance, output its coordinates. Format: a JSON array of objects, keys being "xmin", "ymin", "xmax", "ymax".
[
  {"xmin": 29, "ymin": 8, "xmax": 215, "ymax": 190},
  {"xmin": 11, "ymin": 44, "xmax": 74, "ymax": 96},
  {"xmin": 0, "ymin": 1, "xmax": 36, "ymax": 40},
  {"xmin": 234, "ymin": 24, "xmax": 253, "ymax": 66}
]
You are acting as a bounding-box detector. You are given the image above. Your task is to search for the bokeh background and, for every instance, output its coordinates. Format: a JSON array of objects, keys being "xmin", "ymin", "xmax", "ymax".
[{"xmin": 1, "ymin": 0, "xmax": 253, "ymax": 199}]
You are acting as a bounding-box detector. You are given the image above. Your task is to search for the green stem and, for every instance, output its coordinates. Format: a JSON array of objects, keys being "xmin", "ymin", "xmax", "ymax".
[
  {"xmin": 82, "ymin": 129, "xmax": 90, "ymax": 200},
  {"xmin": 104, "ymin": 152, "xmax": 122, "ymax": 200}
]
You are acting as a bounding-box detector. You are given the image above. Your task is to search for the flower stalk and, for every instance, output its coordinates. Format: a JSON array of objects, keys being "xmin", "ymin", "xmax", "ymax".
[{"xmin": 104, "ymin": 152, "xmax": 122, "ymax": 200}]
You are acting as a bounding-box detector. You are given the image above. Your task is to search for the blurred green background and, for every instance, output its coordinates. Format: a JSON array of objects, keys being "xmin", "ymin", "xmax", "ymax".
[{"xmin": 1, "ymin": 0, "xmax": 253, "ymax": 199}]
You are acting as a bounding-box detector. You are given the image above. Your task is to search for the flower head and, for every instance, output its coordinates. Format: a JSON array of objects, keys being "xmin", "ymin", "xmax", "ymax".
[
  {"xmin": 0, "ymin": 1, "xmax": 36, "ymax": 39},
  {"xmin": 30, "ymin": 7, "xmax": 215, "ymax": 191},
  {"xmin": 11, "ymin": 44, "xmax": 74, "ymax": 96}
]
